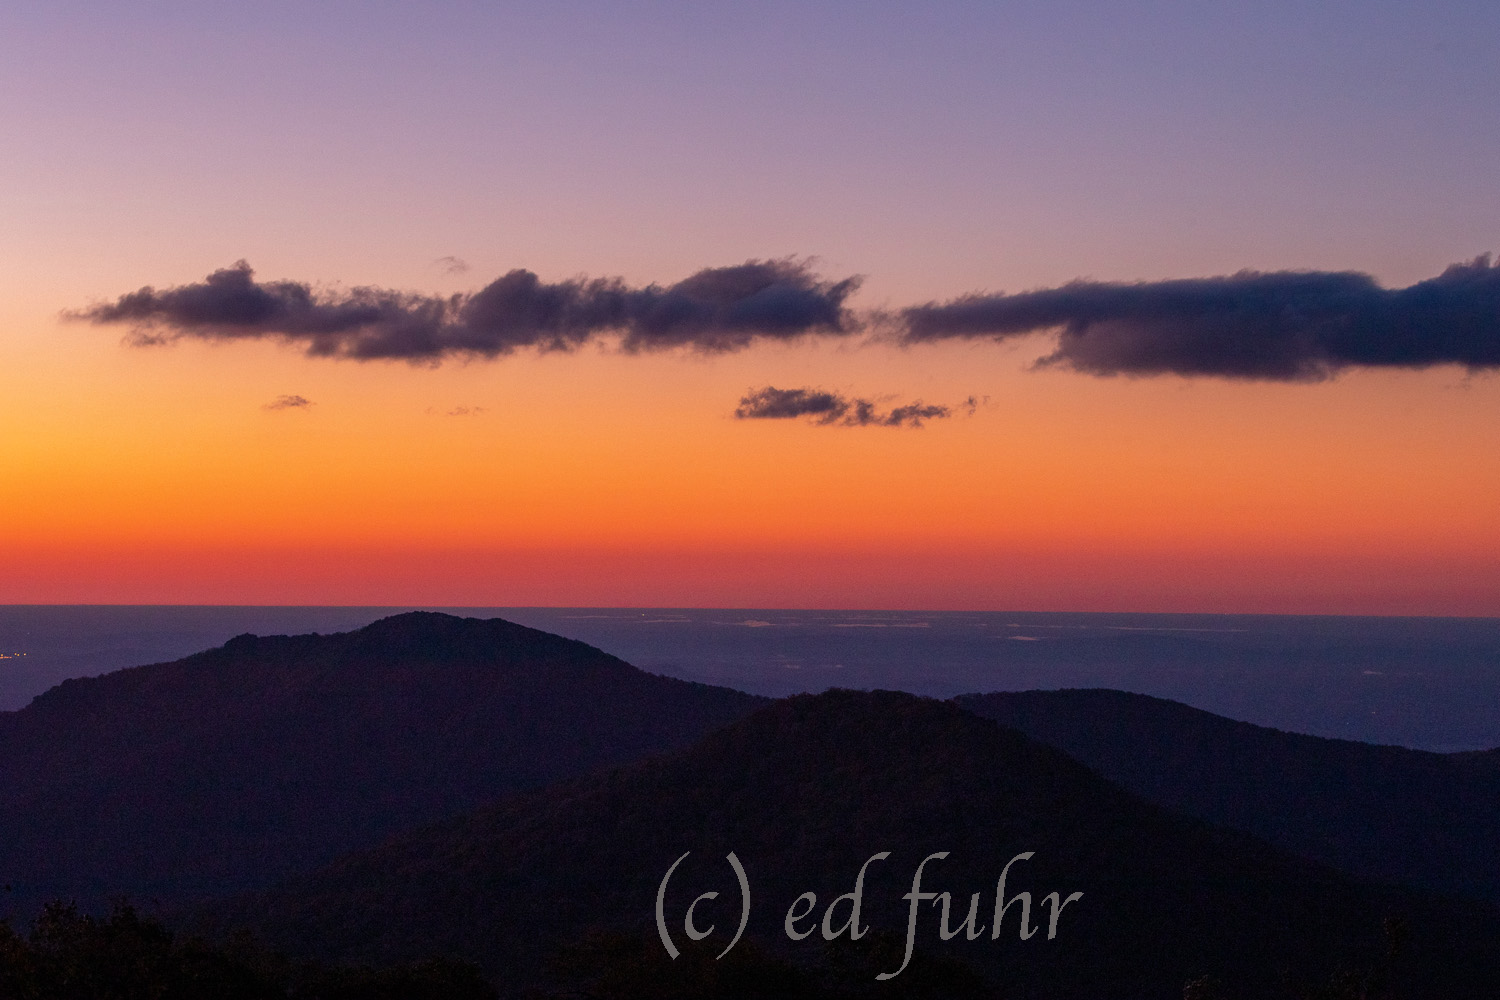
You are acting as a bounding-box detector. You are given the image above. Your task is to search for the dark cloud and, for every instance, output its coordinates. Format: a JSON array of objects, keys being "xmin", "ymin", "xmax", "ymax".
[
  {"xmin": 733, "ymin": 386, "xmax": 956, "ymax": 427},
  {"xmin": 263, "ymin": 394, "xmax": 313, "ymax": 410},
  {"xmin": 434, "ymin": 256, "xmax": 470, "ymax": 275},
  {"xmin": 71, "ymin": 259, "xmax": 860, "ymax": 362},
  {"xmin": 75, "ymin": 255, "xmax": 1500, "ymax": 383},
  {"xmin": 733, "ymin": 386, "xmax": 848, "ymax": 421},
  {"xmin": 900, "ymin": 255, "xmax": 1500, "ymax": 380},
  {"xmin": 883, "ymin": 401, "xmax": 953, "ymax": 427}
]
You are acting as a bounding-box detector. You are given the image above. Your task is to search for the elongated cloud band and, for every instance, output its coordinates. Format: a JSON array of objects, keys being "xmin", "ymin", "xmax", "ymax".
[
  {"xmin": 734, "ymin": 386, "xmax": 965, "ymax": 427},
  {"xmin": 73, "ymin": 256, "xmax": 1500, "ymax": 381},
  {"xmin": 71, "ymin": 259, "xmax": 860, "ymax": 360},
  {"xmin": 900, "ymin": 255, "xmax": 1500, "ymax": 380}
]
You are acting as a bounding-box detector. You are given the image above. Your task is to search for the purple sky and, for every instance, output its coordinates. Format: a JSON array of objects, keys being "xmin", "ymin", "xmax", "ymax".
[
  {"xmin": 4, "ymin": 2, "xmax": 1500, "ymax": 612},
  {"xmin": 6, "ymin": 1, "xmax": 1497, "ymax": 300}
]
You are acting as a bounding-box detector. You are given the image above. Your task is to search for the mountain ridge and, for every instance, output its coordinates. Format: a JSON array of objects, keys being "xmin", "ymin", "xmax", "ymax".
[
  {"xmin": 212, "ymin": 689, "xmax": 1500, "ymax": 999},
  {"xmin": 0, "ymin": 612, "xmax": 767, "ymax": 911},
  {"xmin": 956, "ymin": 688, "xmax": 1500, "ymax": 904}
]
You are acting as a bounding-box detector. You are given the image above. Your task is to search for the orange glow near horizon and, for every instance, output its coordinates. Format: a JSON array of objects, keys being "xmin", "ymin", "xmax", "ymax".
[
  {"xmin": 4, "ymin": 296, "xmax": 1499, "ymax": 614},
  {"xmin": 4, "ymin": 541, "xmax": 1498, "ymax": 616},
  {"xmin": 7, "ymin": 4, "xmax": 1500, "ymax": 614}
]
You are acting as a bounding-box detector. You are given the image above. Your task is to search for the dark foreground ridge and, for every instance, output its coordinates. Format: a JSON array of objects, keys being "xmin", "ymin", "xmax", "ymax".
[
  {"xmin": 0, "ymin": 612, "xmax": 766, "ymax": 910},
  {"xmin": 214, "ymin": 690, "xmax": 1500, "ymax": 999},
  {"xmin": 957, "ymin": 689, "xmax": 1500, "ymax": 905}
]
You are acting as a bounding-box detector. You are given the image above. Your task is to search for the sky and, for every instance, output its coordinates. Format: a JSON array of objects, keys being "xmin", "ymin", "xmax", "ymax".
[{"xmin": 3, "ymin": 1, "xmax": 1499, "ymax": 613}]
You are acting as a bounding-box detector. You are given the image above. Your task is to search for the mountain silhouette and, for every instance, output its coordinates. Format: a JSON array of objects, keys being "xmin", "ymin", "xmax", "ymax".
[
  {"xmin": 215, "ymin": 690, "xmax": 1500, "ymax": 999},
  {"xmin": 0, "ymin": 612, "xmax": 766, "ymax": 910},
  {"xmin": 956, "ymin": 689, "xmax": 1500, "ymax": 905}
]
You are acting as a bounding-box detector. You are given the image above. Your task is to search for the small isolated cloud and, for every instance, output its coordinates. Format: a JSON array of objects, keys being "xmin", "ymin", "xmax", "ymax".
[
  {"xmin": 434, "ymin": 256, "xmax": 470, "ymax": 275},
  {"xmin": 733, "ymin": 386, "xmax": 959, "ymax": 428},
  {"xmin": 447, "ymin": 405, "xmax": 486, "ymax": 416},
  {"xmin": 734, "ymin": 386, "xmax": 847, "ymax": 421},
  {"xmin": 263, "ymin": 394, "xmax": 313, "ymax": 411},
  {"xmin": 71, "ymin": 258, "xmax": 861, "ymax": 362},
  {"xmin": 882, "ymin": 401, "xmax": 952, "ymax": 427}
]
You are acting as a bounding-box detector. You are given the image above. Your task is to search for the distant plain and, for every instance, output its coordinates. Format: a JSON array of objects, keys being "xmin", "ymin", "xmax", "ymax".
[{"xmin": 3, "ymin": 606, "xmax": 1497, "ymax": 751}]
